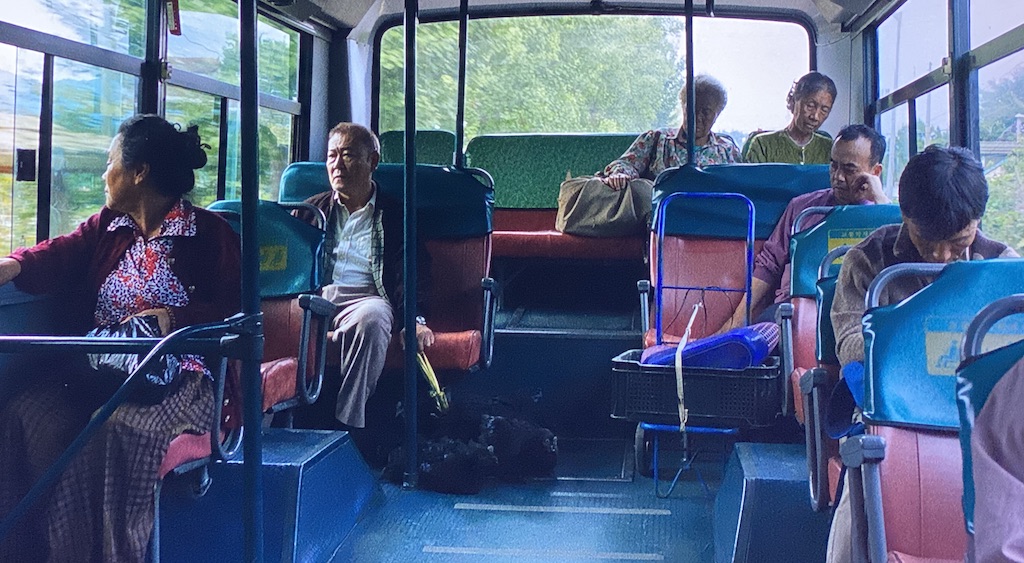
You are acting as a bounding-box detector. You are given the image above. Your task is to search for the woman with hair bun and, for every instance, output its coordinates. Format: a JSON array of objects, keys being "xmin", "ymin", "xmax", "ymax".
[
  {"xmin": 0, "ymin": 114, "xmax": 240, "ymax": 561},
  {"xmin": 744, "ymin": 71, "xmax": 838, "ymax": 164}
]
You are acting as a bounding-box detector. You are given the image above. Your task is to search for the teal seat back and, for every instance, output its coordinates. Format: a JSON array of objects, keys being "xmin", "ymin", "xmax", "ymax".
[
  {"xmin": 789, "ymin": 205, "xmax": 902, "ymax": 297},
  {"xmin": 816, "ymin": 275, "xmax": 840, "ymax": 366},
  {"xmin": 956, "ymin": 338, "xmax": 1024, "ymax": 534},
  {"xmin": 277, "ymin": 162, "xmax": 494, "ymax": 239},
  {"xmin": 465, "ymin": 133, "xmax": 636, "ymax": 209},
  {"xmin": 379, "ymin": 130, "xmax": 457, "ymax": 166},
  {"xmin": 863, "ymin": 259, "xmax": 1024, "ymax": 429},
  {"xmin": 652, "ymin": 164, "xmax": 829, "ymax": 239},
  {"xmin": 207, "ymin": 199, "xmax": 325, "ymax": 298}
]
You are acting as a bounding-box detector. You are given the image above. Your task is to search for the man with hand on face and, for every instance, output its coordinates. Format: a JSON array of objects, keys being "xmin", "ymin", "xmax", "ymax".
[
  {"xmin": 296, "ymin": 122, "xmax": 434, "ymax": 429},
  {"xmin": 717, "ymin": 124, "xmax": 890, "ymax": 333},
  {"xmin": 824, "ymin": 145, "xmax": 1018, "ymax": 563}
]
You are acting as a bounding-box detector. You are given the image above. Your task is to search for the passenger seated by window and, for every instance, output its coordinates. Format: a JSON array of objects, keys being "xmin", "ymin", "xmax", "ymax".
[
  {"xmin": 716, "ymin": 124, "xmax": 890, "ymax": 334},
  {"xmin": 599, "ymin": 74, "xmax": 740, "ymax": 191},
  {"xmin": 293, "ymin": 122, "xmax": 434, "ymax": 429},
  {"xmin": 0, "ymin": 115, "xmax": 241, "ymax": 561},
  {"xmin": 824, "ymin": 145, "xmax": 1018, "ymax": 563},
  {"xmin": 743, "ymin": 71, "xmax": 838, "ymax": 164}
]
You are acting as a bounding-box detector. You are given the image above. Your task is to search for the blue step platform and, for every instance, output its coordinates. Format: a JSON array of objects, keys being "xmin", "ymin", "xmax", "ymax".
[
  {"xmin": 159, "ymin": 429, "xmax": 379, "ymax": 562},
  {"xmin": 714, "ymin": 443, "xmax": 831, "ymax": 563}
]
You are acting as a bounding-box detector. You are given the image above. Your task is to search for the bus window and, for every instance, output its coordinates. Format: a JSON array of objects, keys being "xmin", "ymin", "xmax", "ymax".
[
  {"xmin": 971, "ymin": 0, "xmax": 1024, "ymax": 49},
  {"xmin": 878, "ymin": 104, "xmax": 909, "ymax": 196},
  {"xmin": 50, "ymin": 58, "xmax": 136, "ymax": 237},
  {"xmin": 378, "ymin": 15, "xmax": 810, "ymax": 146},
  {"xmin": 876, "ymin": 0, "xmax": 948, "ymax": 98},
  {"xmin": 167, "ymin": 1, "xmax": 300, "ymax": 201},
  {"xmin": 0, "ymin": 45, "xmax": 42, "ymax": 254},
  {"xmin": 5, "ymin": 0, "xmax": 146, "ymax": 58},
  {"xmin": 979, "ymin": 50, "xmax": 1024, "ymax": 255},
  {"xmin": 165, "ymin": 86, "xmax": 222, "ymax": 207}
]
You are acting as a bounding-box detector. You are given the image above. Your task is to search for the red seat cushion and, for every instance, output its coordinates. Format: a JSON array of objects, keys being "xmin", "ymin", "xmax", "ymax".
[
  {"xmin": 791, "ymin": 367, "xmax": 808, "ymax": 424},
  {"xmin": 491, "ymin": 208, "xmax": 645, "ymax": 260},
  {"xmin": 790, "ymin": 296, "xmax": 819, "ymax": 373},
  {"xmin": 261, "ymin": 356, "xmax": 299, "ymax": 411},
  {"xmin": 159, "ymin": 432, "xmax": 211, "ymax": 478},
  {"xmin": 873, "ymin": 426, "xmax": 967, "ymax": 560}
]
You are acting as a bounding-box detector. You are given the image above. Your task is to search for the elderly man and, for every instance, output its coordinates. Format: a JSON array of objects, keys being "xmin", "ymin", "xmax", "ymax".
[
  {"xmin": 717, "ymin": 124, "xmax": 890, "ymax": 333},
  {"xmin": 298, "ymin": 122, "xmax": 434, "ymax": 428},
  {"xmin": 825, "ymin": 145, "xmax": 1018, "ymax": 563}
]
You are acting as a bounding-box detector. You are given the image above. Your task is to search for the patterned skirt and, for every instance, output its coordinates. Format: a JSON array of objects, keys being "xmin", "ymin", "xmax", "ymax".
[{"xmin": 0, "ymin": 371, "xmax": 214, "ymax": 563}]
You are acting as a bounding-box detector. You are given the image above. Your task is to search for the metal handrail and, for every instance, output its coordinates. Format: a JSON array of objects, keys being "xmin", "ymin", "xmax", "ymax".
[
  {"xmin": 0, "ymin": 315, "xmax": 248, "ymax": 543},
  {"xmin": 865, "ymin": 262, "xmax": 947, "ymax": 309},
  {"xmin": 961, "ymin": 294, "xmax": 1024, "ymax": 360},
  {"xmin": 792, "ymin": 205, "xmax": 834, "ymax": 236},
  {"xmin": 818, "ymin": 245, "xmax": 852, "ymax": 281}
]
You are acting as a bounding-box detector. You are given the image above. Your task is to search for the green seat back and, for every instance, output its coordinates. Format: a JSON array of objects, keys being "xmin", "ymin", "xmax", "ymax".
[
  {"xmin": 863, "ymin": 259, "xmax": 1024, "ymax": 429},
  {"xmin": 277, "ymin": 162, "xmax": 493, "ymax": 239},
  {"xmin": 652, "ymin": 164, "xmax": 829, "ymax": 239},
  {"xmin": 207, "ymin": 199, "xmax": 324, "ymax": 298},
  {"xmin": 957, "ymin": 338, "xmax": 1024, "ymax": 534},
  {"xmin": 789, "ymin": 205, "xmax": 902, "ymax": 297},
  {"xmin": 465, "ymin": 133, "xmax": 636, "ymax": 208},
  {"xmin": 379, "ymin": 130, "xmax": 457, "ymax": 166}
]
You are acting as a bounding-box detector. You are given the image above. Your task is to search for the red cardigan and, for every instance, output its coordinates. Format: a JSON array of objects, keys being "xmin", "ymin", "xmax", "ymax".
[{"xmin": 10, "ymin": 204, "xmax": 241, "ymax": 335}]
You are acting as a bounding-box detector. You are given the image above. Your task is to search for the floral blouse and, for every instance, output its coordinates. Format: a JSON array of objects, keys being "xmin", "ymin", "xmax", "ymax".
[
  {"xmin": 601, "ymin": 128, "xmax": 741, "ymax": 179},
  {"xmin": 96, "ymin": 199, "xmax": 205, "ymax": 374}
]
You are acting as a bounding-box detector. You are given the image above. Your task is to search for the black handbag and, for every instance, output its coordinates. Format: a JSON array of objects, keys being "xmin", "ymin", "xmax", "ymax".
[{"xmin": 86, "ymin": 315, "xmax": 182, "ymax": 405}]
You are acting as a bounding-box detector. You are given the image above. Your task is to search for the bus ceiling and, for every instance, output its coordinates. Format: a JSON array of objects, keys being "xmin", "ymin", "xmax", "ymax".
[{"xmin": 268, "ymin": 0, "xmax": 888, "ymax": 40}]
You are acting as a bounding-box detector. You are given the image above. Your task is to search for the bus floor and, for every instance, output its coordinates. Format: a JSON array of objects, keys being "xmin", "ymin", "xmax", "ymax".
[{"xmin": 330, "ymin": 436, "xmax": 726, "ymax": 563}]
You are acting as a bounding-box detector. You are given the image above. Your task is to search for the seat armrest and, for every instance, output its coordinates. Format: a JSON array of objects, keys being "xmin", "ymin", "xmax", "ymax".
[
  {"xmin": 295, "ymin": 294, "xmax": 334, "ymax": 406},
  {"xmin": 776, "ymin": 302, "xmax": 794, "ymax": 417},
  {"xmin": 841, "ymin": 434, "xmax": 888, "ymax": 563},
  {"xmin": 802, "ymin": 367, "xmax": 832, "ymax": 512},
  {"xmin": 299, "ymin": 294, "xmax": 336, "ymax": 317},
  {"xmin": 638, "ymin": 279, "xmax": 651, "ymax": 336},
  {"xmin": 482, "ymin": 277, "xmax": 496, "ymax": 369}
]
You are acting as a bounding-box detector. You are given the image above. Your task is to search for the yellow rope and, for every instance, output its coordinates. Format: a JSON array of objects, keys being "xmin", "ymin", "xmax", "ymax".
[{"xmin": 417, "ymin": 352, "xmax": 449, "ymax": 413}]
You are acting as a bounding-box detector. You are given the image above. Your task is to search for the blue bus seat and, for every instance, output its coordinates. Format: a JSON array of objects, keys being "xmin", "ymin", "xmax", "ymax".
[
  {"xmin": 782, "ymin": 205, "xmax": 901, "ymax": 423},
  {"xmin": 862, "ymin": 259, "xmax": 1024, "ymax": 429},
  {"xmin": 956, "ymin": 295, "xmax": 1024, "ymax": 550},
  {"xmin": 207, "ymin": 199, "xmax": 331, "ymax": 417},
  {"xmin": 465, "ymin": 133, "xmax": 644, "ymax": 261},
  {"xmin": 278, "ymin": 162, "xmax": 497, "ymax": 372},
  {"xmin": 379, "ymin": 130, "xmax": 457, "ymax": 166},
  {"xmin": 789, "ymin": 247, "xmax": 849, "ymax": 512},
  {"xmin": 642, "ymin": 163, "xmax": 829, "ymax": 346},
  {"xmin": 842, "ymin": 260, "xmax": 1024, "ymax": 562}
]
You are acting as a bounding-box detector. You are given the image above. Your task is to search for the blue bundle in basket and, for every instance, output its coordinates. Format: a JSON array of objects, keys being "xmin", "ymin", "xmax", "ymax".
[{"xmin": 640, "ymin": 322, "xmax": 780, "ymax": 369}]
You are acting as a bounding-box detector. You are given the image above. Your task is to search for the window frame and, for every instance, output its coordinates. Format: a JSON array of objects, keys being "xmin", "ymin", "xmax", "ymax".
[{"xmin": 369, "ymin": 8, "xmax": 818, "ymax": 135}]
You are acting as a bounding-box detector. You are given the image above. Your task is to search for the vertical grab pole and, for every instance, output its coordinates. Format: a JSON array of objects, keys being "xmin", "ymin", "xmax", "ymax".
[
  {"xmin": 454, "ymin": 0, "xmax": 469, "ymax": 168},
  {"xmin": 238, "ymin": 0, "xmax": 264, "ymax": 559},
  {"xmin": 684, "ymin": 0, "xmax": 695, "ymax": 166},
  {"xmin": 402, "ymin": 0, "xmax": 420, "ymax": 489}
]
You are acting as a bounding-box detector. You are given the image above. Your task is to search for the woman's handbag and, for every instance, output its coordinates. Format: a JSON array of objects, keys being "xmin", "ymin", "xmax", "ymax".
[
  {"xmin": 86, "ymin": 315, "xmax": 182, "ymax": 404},
  {"xmin": 554, "ymin": 176, "xmax": 653, "ymax": 237}
]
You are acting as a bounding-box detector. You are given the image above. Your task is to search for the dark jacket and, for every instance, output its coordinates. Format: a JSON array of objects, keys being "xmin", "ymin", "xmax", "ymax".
[{"xmin": 298, "ymin": 187, "xmax": 431, "ymax": 329}]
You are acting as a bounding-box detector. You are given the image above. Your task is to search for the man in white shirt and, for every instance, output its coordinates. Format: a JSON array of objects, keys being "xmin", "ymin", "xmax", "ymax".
[{"xmin": 298, "ymin": 122, "xmax": 434, "ymax": 428}]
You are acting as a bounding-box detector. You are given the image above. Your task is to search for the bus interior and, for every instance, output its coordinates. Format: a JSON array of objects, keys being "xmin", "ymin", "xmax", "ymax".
[{"xmin": 1, "ymin": 0, "xmax": 1024, "ymax": 560}]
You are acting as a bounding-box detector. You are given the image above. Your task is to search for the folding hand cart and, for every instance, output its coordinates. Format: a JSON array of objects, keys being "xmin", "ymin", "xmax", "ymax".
[{"xmin": 611, "ymin": 191, "xmax": 782, "ymax": 497}]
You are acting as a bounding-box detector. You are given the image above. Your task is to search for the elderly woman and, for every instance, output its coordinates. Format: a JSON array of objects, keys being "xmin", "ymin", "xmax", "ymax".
[
  {"xmin": 744, "ymin": 71, "xmax": 838, "ymax": 164},
  {"xmin": 600, "ymin": 74, "xmax": 740, "ymax": 190},
  {"xmin": 0, "ymin": 115, "xmax": 240, "ymax": 561}
]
